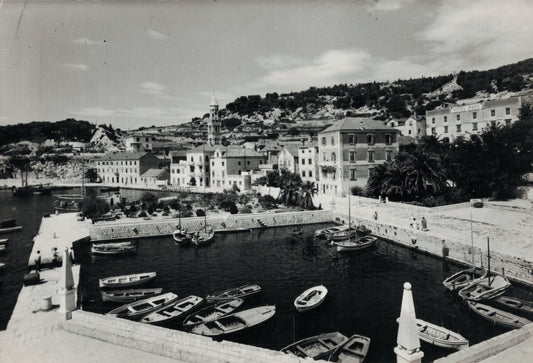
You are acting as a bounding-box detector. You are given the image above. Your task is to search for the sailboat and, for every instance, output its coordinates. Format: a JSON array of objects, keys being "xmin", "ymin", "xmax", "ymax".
[
  {"xmin": 333, "ymin": 192, "xmax": 376, "ymax": 252},
  {"xmin": 192, "ymin": 177, "xmax": 215, "ymax": 247},
  {"xmin": 443, "ymin": 214, "xmax": 487, "ymax": 291},
  {"xmin": 172, "ymin": 207, "xmax": 192, "ymax": 246}
]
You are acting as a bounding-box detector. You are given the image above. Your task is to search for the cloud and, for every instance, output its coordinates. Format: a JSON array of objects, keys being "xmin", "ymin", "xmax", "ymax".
[
  {"xmin": 69, "ymin": 106, "xmax": 199, "ymax": 121},
  {"xmin": 367, "ymin": 0, "xmax": 416, "ymax": 12},
  {"xmin": 146, "ymin": 28, "xmax": 169, "ymax": 40},
  {"xmin": 73, "ymin": 37, "xmax": 104, "ymax": 45},
  {"xmin": 418, "ymin": 0, "xmax": 533, "ymax": 70},
  {"xmin": 255, "ymin": 55, "xmax": 308, "ymax": 71},
  {"xmin": 62, "ymin": 63, "xmax": 88, "ymax": 71},
  {"xmin": 139, "ymin": 82, "xmax": 180, "ymax": 101}
]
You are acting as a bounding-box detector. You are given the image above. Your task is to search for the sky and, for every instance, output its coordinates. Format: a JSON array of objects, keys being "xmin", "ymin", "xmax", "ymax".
[{"xmin": 1, "ymin": 0, "xmax": 532, "ymax": 130}]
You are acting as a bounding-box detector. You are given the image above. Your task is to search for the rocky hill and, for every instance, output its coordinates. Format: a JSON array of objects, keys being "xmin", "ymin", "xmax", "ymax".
[{"xmin": 87, "ymin": 125, "xmax": 124, "ymax": 152}]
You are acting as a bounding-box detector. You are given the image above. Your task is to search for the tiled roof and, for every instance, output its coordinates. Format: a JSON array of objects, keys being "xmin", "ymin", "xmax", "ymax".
[
  {"xmin": 483, "ymin": 97, "xmax": 519, "ymax": 108},
  {"xmin": 281, "ymin": 145, "xmax": 300, "ymax": 156},
  {"xmin": 222, "ymin": 148, "xmax": 265, "ymax": 158},
  {"xmin": 99, "ymin": 152, "xmax": 148, "ymax": 161},
  {"xmin": 320, "ymin": 117, "xmax": 395, "ymax": 133},
  {"xmin": 140, "ymin": 168, "xmax": 167, "ymax": 178}
]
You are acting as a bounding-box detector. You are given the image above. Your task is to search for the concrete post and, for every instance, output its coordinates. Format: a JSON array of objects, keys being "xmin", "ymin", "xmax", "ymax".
[
  {"xmin": 394, "ymin": 282, "xmax": 424, "ymax": 363},
  {"xmin": 58, "ymin": 247, "xmax": 76, "ymax": 320}
]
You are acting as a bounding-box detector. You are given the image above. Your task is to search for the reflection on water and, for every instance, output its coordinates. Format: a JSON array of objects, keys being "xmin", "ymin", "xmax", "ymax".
[{"xmin": 79, "ymin": 224, "xmax": 523, "ymax": 362}]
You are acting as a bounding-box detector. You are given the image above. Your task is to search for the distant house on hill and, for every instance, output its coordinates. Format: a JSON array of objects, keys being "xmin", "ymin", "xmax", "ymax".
[
  {"xmin": 140, "ymin": 168, "xmax": 170, "ymax": 188},
  {"xmin": 386, "ymin": 117, "xmax": 425, "ymax": 139},
  {"xmin": 95, "ymin": 152, "xmax": 160, "ymax": 186}
]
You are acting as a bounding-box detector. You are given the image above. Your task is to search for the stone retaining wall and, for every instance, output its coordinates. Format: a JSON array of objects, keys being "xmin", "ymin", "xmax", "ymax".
[
  {"xmin": 89, "ymin": 210, "xmax": 332, "ymax": 241},
  {"xmin": 435, "ymin": 323, "xmax": 533, "ymax": 363},
  {"xmin": 61, "ymin": 310, "xmax": 317, "ymax": 363},
  {"xmin": 336, "ymin": 212, "xmax": 533, "ymax": 286}
]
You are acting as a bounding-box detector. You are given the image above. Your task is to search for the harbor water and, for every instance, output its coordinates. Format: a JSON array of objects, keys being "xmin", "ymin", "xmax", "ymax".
[{"xmin": 1, "ymin": 189, "xmax": 532, "ymax": 362}]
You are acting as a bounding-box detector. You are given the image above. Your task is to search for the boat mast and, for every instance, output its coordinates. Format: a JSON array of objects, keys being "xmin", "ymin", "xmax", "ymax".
[
  {"xmin": 470, "ymin": 212, "xmax": 474, "ymax": 267},
  {"xmin": 487, "ymin": 237, "xmax": 492, "ymax": 286},
  {"xmin": 348, "ymin": 191, "xmax": 351, "ymax": 243},
  {"xmin": 81, "ymin": 150, "xmax": 86, "ymax": 198}
]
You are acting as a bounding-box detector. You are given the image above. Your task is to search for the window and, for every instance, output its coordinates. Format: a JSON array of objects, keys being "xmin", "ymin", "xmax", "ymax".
[
  {"xmin": 309, "ymin": 171, "xmax": 312, "ymax": 177},
  {"xmin": 444, "ymin": 126, "xmax": 448, "ymax": 133},
  {"xmin": 385, "ymin": 134, "xmax": 392, "ymax": 145},
  {"xmin": 432, "ymin": 118, "xmax": 435, "ymax": 124},
  {"xmin": 368, "ymin": 151, "xmax": 374, "ymax": 162},
  {"xmin": 331, "ymin": 136, "xmax": 335, "ymax": 145},
  {"xmin": 211, "ymin": 161, "xmax": 214, "ymax": 166},
  {"xmin": 302, "ymin": 171, "xmax": 306, "ymax": 177},
  {"xmin": 505, "ymin": 119, "xmax": 511, "ymax": 126},
  {"xmin": 444, "ymin": 116, "xmax": 447, "ymax": 123},
  {"xmin": 238, "ymin": 161, "xmax": 241, "ymax": 166},
  {"xmin": 418, "ymin": 129, "xmax": 421, "ymax": 134},
  {"xmin": 222, "ymin": 161, "xmax": 225, "ymax": 166},
  {"xmin": 331, "ymin": 152, "xmax": 336, "ymax": 162},
  {"xmin": 472, "ymin": 122, "xmax": 478, "ymax": 131},
  {"xmin": 366, "ymin": 134, "xmax": 373, "ymax": 145},
  {"xmin": 308, "ymin": 158, "xmax": 312, "ymax": 164},
  {"xmin": 456, "ymin": 114, "xmax": 460, "ymax": 121},
  {"xmin": 247, "ymin": 161, "xmax": 250, "ymax": 165},
  {"xmin": 505, "ymin": 107, "xmax": 510, "ymax": 115},
  {"xmin": 491, "ymin": 121, "xmax": 496, "ymax": 127},
  {"xmin": 349, "ymin": 151, "xmax": 356, "ymax": 162},
  {"xmin": 408, "ymin": 130, "xmax": 412, "ymax": 135},
  {"xmin": 322, "ymin": 152, "xmax": 326, "ymax": 161},
  {"xmin": 321, "ymin": 137, "xmax": 326, "ymax": 145},
  {"xmin": 456, "ymin": 125, "xmax": 461, "ymax": 132},
  {"xmin": 431, "ymin": 127, "xmax": 436, "ymax": 135},
  {"xmin": 386, "ymin": 150, "xmax": 393, "ymax": 162},
  {"xmin": 301, "ymin": 159, "xmax": 305, "ymax": 165},
  {"xmin": 190, "ymin": 166, "xmax": 194, "ymax": 172},
  {"xmin": 473, "ymin": 111, "xmax": 477, "ymax": 119},
  {"xmin": 348, "ymin": 134, "xmax": 356, "ymax": 144},
  {"xmin": 491, "ymin": 109, "xmax": 495, "ymax": 117},
  {"xmin": 350, "ymin": 169, "xmax": 356, "ymax": 181}
]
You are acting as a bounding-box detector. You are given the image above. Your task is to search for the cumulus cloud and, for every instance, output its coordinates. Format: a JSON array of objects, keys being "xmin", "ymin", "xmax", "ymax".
[
  {"xmin": 418, "ymin": 0, "xmax": 533, "ymax": 70},
  {"xmin": 62, "ymin": 63, "xmax": 88, "ymax": 71},
  {"xmin": 69, "ymin": 106, "xmax": 198, "ymax": 121},
  {"xmin": 146, "ymin": 28, "xmax": 169, "ymax": 40}
]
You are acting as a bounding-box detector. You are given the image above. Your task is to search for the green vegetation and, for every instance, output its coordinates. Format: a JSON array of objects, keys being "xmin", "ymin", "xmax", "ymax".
[
  {"xmin": 79, "ymin": 196, "xmax": 110, "ymax": 221},
  {"xmin": 256, "ymin": 170, "xmax": 317, "ymax": 209}
]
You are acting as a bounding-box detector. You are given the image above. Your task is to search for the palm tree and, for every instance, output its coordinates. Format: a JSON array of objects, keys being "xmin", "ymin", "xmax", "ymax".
[
  {"xmin": 366, "ymin": 162, "xmax": 388, "ymax": 197},
  {"xmin": 298, "ymin": 181, "xmax": 317, "ymax": 209},
  {"xmin": 279, "ymin": 178, "xmax": 301, "ymax": 206},
  {"xmin": 403, "ymin": 149, "xmax": 448, "ymax": 199}
]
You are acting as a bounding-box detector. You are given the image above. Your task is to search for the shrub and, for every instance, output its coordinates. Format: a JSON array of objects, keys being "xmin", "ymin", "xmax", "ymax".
[
  {"xmin": 350, "ymin": 186, "xmax": 366, "ymax": 196},
  {"xmin": 239, "ymin": 205, "xmax": 253, "ymax": 214},
  {"xmin": 421, "ymin": 195, "xmax": 446, "ymax": 207},
  {"xmin": 138, "ymin": 211, "xmax": 147, "ymax": 217},
  {"xmin": 196, "ymin": 209, "xmax": 206, "ymax": 217},
  {"xmin": 258, "ymin": 194, "xmax": 277, "ymax": 210},
  {"xmin": 473, "ymin": 201, "xmax": 484, "ymax": 208}
]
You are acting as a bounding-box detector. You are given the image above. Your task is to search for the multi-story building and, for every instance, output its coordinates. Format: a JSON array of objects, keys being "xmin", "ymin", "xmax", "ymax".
[
  {"xmin": 387, "ymin": 117, "xmax": 426, "ymax": 139},
  {"xmin": 277, "ymin": 145, "xmax": 300, "ymax": 174},
  {"xmin": 125, "ymin": 134, "xmax": 154, "ymax": 152},
  {"xmin": 181, "ymin": 145, "xmax": 216, "ymax": 188},
  {"xmin": 298, "ymin": 143, "xmax": 319, "ymax": 183},
  {"xmin": 210, "ymin": 146, "xmax": 267, "ymax": 191},
  {"xmin": 426, "ymin": 95, "xmax": 528, "ymax": 142},
  {"xmin": 317, "ymin": 117, "xmax": 399, "ymax": 196},
  {"xmin": 95, "ymin": 152, "xmax": 160, "ymax": 186}
]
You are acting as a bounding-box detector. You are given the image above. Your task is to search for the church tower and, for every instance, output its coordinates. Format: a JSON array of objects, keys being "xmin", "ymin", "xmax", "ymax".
[{"xmin": 208, "ymin": 94, "xmax": 220, "ymax": 146}]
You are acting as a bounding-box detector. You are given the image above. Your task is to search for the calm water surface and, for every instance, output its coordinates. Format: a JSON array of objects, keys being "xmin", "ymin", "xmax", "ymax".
[{"xmin": 1, "ymin": 189, "xmax": 532, "ymax": 362}]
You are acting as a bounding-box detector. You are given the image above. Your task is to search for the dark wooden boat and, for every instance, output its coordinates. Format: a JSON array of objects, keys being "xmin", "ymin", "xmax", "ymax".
[
  {"xmin": 99, "ymin": 272, "xmax": 157, "ymax": 288},
  {"xmin": 192, "ymin": 230, "xmax": 215, "ymax": 247},
  {"xmin": 182, "ymin": 298, "xmax": 244, "ymax": 328},
  {"xmin": 107, "ymin": 292, "xmax": 178, "ymax": 320},
  {"xmin": 443, "ymin": 267, "xmax": 488, "ymax": 291},
  {"xmin": 491, "ymin": 296, "xmax": 533, "ymax": 316},
  {"xmin": 328, "ymin": 334, "xmax": 371, "ymax": 363},
  {"xmin": 468, "ymin": 301, "xmax": 532, "ymax": 329},
  {"xmin": 206, "ymin": 284, "xmax": 262, "ymax": 302},
  {"xmin": 101, "ymin": 288, "xmax": 163, "ymax": 303},
  {"xmin": 140, "ymin": 295, "xmax": 203, "ymax": 325},
  {"xmin": 281, "ymin": 332, "xmax": 348, "ymax": 360},
  {"xmin": 91, "ymin": 243, "xmax": 136, "ymax": 255},
  {"xmin": 458, "ymin": 275, "xmax": 511, "ymax": 301},
  {"xmin": 315, "ymin": 225, "xmax": 344, "ymax": 238},
  {"xmin": 335, "ymin": 236, "xmax": 377, "ymax": 252},
  {"xmin": 190, "ymin": 305, "xmax": 276, "ymax": 337},
  {"xmin": 172, "ymin": 227, "xmax": 192, "ymax": 246},
  {"xmin": 328, "ymin": 227, "xmax": 357, "ymax": 242},
  {"xmin": 415, "ymin": 318, "xmax": 469, "ymax": 350}
]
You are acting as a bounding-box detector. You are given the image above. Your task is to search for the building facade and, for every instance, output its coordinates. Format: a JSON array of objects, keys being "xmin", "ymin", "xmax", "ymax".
[
  {"xmin": 95, "ymin": 152, "xmax": 160, "ymax": 186},
  {"xmin": 298, "ymin": 143, "xmax": 319, "ymax": 183},
  {"xmin": 125, "ymin": 134, "xmax": 154, "ymax": 152},
  {"xmin": 277, "ymin": 145, "xmax": 300, "ymax": 174},
  {"xmin": 210, "ymin": 147, "xmax": 267, "ymax": 191},
  {"xmin": 317, "ymin": 118, "xmax": 399, "ymax": 196}
]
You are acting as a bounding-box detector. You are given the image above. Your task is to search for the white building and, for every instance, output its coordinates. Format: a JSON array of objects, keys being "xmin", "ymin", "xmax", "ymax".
[
  {"xmin": 125, "ymin": 134, "xmax": 154, "ymax": 153},
  {"xmin": 298, "ymin": 143, "xmax": 319, "ymax": 183}
]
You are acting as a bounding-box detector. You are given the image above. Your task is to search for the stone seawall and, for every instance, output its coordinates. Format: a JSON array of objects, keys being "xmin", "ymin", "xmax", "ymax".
[
  {"xmin": 89, "ymin": 210, "xmax": 333, "ymax": 241},
  {"xmin": 61, "ymin": 310, "xmax": 317, "ymax": 363},
  {"xmin": 335, "ymin": 212, "xmax": 533, "ymax": 286}
]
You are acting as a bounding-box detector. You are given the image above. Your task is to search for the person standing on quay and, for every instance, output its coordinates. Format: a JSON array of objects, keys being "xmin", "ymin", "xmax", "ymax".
[
  {"xmin": 34, "ymin": 250, "xmax": 41, "ymax": 272},
  {"xmin": 421, "ymin": 217, "xmax": 428, "ymax": 231}
]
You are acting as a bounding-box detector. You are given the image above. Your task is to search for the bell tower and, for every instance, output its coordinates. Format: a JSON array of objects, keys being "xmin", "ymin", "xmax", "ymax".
[{"xmin": 208, "ymin": 94, "xmax": 220, "ymax": 146}]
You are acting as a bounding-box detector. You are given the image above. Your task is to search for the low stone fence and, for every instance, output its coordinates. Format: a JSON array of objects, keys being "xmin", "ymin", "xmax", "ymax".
[
  {"xmin": 335, "ymin": 212, "xmax": 533, "ymax": 286},
  {"xmin": 60, "ymin": 310, "xmax": 316, "ymax": 363},
  {"xmin": 89, "ymin": 210, "xmax": 332, "ymax": 241},
  {"xmin": 435, "ymin": 323, "xmax": 533, "ymax": 363}
]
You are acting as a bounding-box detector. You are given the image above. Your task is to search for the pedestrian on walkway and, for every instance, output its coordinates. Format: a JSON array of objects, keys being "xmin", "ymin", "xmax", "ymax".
[
  {"xmin": 69, "ymin": 247, "xmax": 75, "ymax": 264},
  {"xmin": 34, "ymin": 250, "xmax": 41, "ymax": 272},
  {"xmin": 373, "ymin": 211, "xmax": 378, "ymax": 221},
  {"xmin": 421, "ymin": 217, "xmax": 428, "ymax": 231}
]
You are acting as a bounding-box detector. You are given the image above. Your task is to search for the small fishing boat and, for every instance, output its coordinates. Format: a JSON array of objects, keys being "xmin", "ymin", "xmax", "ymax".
[
  {"xmin": 0, "ymin": 262, "xmax": 7, "ymax": 270},
  {"xmin": 190, "ymin": 305, "xmax": 276, "ymax": 337},
  {"xmin": 415, "ymin": 318, "xmax": 469, "ymax": 350},
  {"xmin": 281, "ymin": 332, "xmax": 348, "ymax": 360},
  {"xmin": 206, "ymin": 284, "xmax": 262, "ymax": 303},
  {"xmin": 91, "ymin": 243, "xmax": 136, "ymax": 255},
  {"xmin": 458, "ymin": 275, "xmax": 511, "ymax": 301},
  {"xmin": 0, "ymin": 245, "xmax": 7, "ymax": 253},
  {"xmin": 315, "ymin": 225, "xmax": 343, "ymax": 238},
  {"xmin": 140, "ymin": 295, "xmax": 203, "ymax": 325},
  {"xmin": 94, "ymin": 241, "xmax": 135, "ymax": 248},
  {"xmin": 101, "ymin": 288, "xmax": 163, "ymax": 303},
  {"xmin": 356, "ymin": 225, "xmax": 372, "ymax": 236},
  {"xmin": 183, "ymin": 298, "xmax": 245, "ymax": 328},
  {"xmin": 491, "ymin": 296, "xmax": 533, "ymax": 316},
  {"xmin": 294, "ymin": 285, "xmax": 328, "ymax": 312},
  {"xmin": 443, "ymin": 267, "xmax": 488, "ymax": 291},
  {"xmin": 172, "ymin": 227, "xmax": 192, "ymax": 246},
  {"xmin": 335, "ymin": 236, "xmax": 377, "ymax": 252},
  {"xmin": 192, "ymin": 230, "xmax": 215, "ymax": 247},
  {"xmin": 99, "ymin": 272, "xmax": 157, "ymax": 288},
  {"xmin": 0, "ymin": 238, "xmax": 9, "ymax": 246},
  {"xmin": 328, "ymin": 226, "xmax": 357, "ymax": 242},
  {"xmin": 328, "ymin": 334, "xmax": 371, "ymax": 363},
  {"xmin": 107, "ymin": 292, "xmax": 179, "ymax": 320},
  {"xmin": 468, "ymin": 301, "xmax": 532, "ymax": 329}
]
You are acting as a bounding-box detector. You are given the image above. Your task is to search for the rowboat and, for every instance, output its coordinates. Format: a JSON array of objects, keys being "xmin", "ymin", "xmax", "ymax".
[
  {"xmin": 0, "ymin": 245, "xmax": 6, "ymax": 253},
  {"xmin": 335, "ymin": 236, "xmax": 377, "ymax": 252},
  {"xmin": 107, "ymin": 292, "xmax": 179, "ymax": 320},
  {"xmin": 94, "ymin": 241, "xmax": 135, "ymax": 248},
  {"xmin": 101, "ymin": 288, "xmax": 163, "ymax": 303},
  {"xmin": 281, "ymin": 332, "xmax": 348, "ymax": 360},
  {"xmin": 190, "ymin": 305, "xmax": 276, "ymax": 337},
  {"xmin": 91, "ymin": 243, "xmax": 136, "ymax": 255},
  {"xmin": 0, "ymin": 239, "xmax": 8, "ymax": 246},
  {"xmin": 183, "ymin": 298, "xmax": 245, "ymax": 328},
  {"xmin": 468, "ymin": 301, "xmax": 532, "ymax": 329},
  {"xmin": 140, "ymin": 295, "xmax": 203, "ymax": 325},
  {"xmin": 192, "ymin": 230, "xmax": 215, "ymax": 247},
  {"xmin": 172, "ymin": 228, "xmax": 192, "ymax": 246},
  {"xmin": 443, "ymin": 267, "xmax": 488, "ymax": 291},
  {"xmin": 458, "ymin": 275, "xmax": 511, "ymax": 301},
  {"xmin": 415, "ymin": 318, "xmax": 469, "ymax": 350},
  {"xmin": 328, "ymin": 334, "xmax": 371, "ymax": 363},
  {"xmin": 328, "ymin": 226, "xmax": 357, "ymax": 242},
  {"xmin": 294, "ymin": 285, "xmax": 328, "ymax": 312},
  {"xmin": 0, "ymin": 262, "xmax": 6, "ymax": 270},
  {"xmin": 99, "ymin": 272, "xmax": 157, "ymax": 288},
  {"xmin": 491, "ymin": 296, "xmax": 533, "ymax": 316},
  {"xmin": 0, "ymin": 225, "xmax": 22, "ymax": 234},
  {"xmin": 206, "ymin": 284, "xmax": 262, "ymax": 302},
  {"xmin": 315, "ymin": 225, "xmax": 343, "ymax": 238}
]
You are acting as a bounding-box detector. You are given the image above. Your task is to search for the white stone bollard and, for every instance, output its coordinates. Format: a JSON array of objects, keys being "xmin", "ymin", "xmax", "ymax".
[
  {"xmin": 58, "ymin": 247, "xmax": 76, "ymax": 320},
  {"xmin": 394, "ymin": 282, "xmax": 424, "ymax": 363}
]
